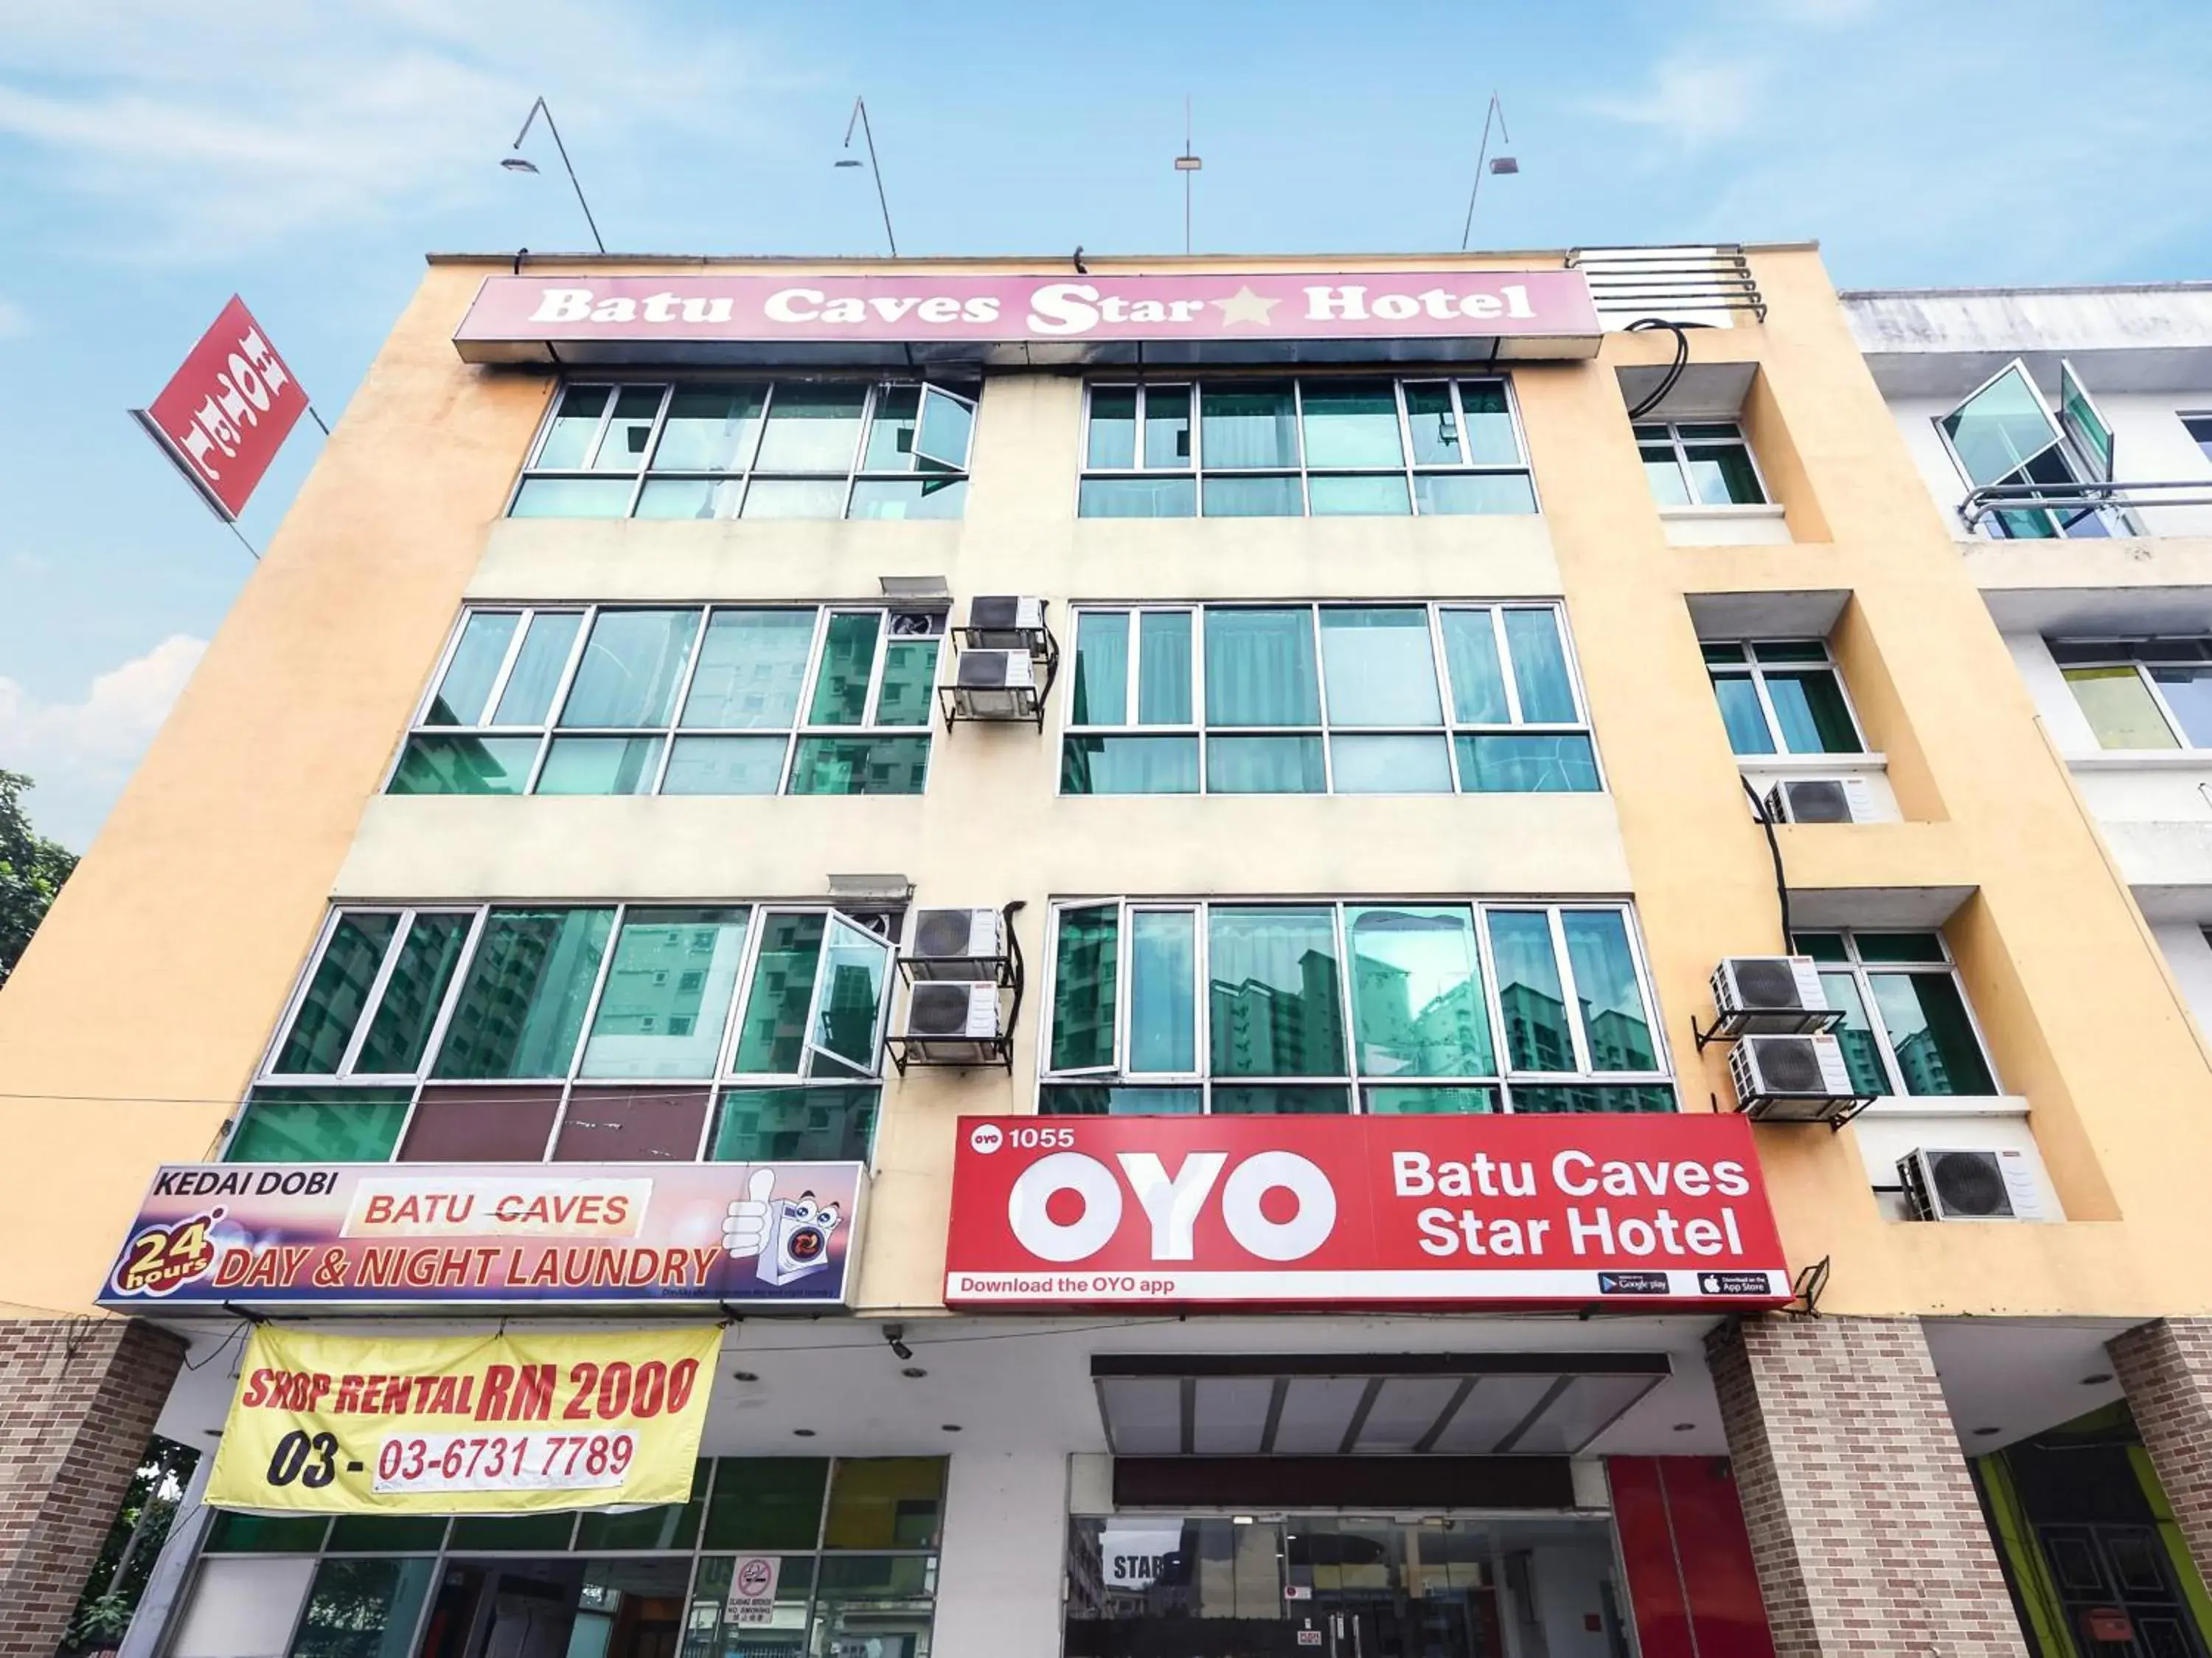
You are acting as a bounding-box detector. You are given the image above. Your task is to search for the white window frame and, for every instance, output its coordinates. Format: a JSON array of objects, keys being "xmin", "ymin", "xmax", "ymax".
[
  {"xmin": 1794, "ymin": 929, "xmax": 2002, "ymax": 1100},
  {"xmin": 508, "ymin": 377, "xmax": 978, "ymax": 521},
  {"xmin": 1075, "ymin": 375, "xmax": 1539, "ymax": 518},
  {"xmin": 1632, "ymin": 419, "xmax": 1770, "ymax": 506},
  {"xmin": 2052, "ymin": 639, "xmax": 2212, "ymax": 752},
  {"xmin": 1703, "ymin": 638, "xmax": 1868, "ymax": 756},
  {"xmin": 1933, "ymin": 358, "xmax": 2133, "ymax": 539},
  {"xmin": 1057, "ymin": 600, "xmax": 1601, "ymax": 796},
  {"xmin": 1036, "ymin": 896, "xmax": 1674, "ymax": 1114}
]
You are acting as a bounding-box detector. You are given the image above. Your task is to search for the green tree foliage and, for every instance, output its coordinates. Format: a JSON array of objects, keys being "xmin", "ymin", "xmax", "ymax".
[
  {"xmin": 63, "ymin": 1435, "xmax": 201, "ymax": 1655},
  {"xmin": 0, "ymin": 769, "xmax": 77, "ymax": 989}
]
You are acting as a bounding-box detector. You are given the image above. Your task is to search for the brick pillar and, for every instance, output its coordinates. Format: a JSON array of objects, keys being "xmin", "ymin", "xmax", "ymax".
[
  {"xmin": 0, "ymin": 1318, "xmax": 187, "ymax": 1658},
  {"xmin": 1707, "ymin": 1316, "xmax": 2026, "ymax": 1657},
  {"xmin": 2109, "ymin": 1318, "xmax": 2212, "ymax": 1595}
]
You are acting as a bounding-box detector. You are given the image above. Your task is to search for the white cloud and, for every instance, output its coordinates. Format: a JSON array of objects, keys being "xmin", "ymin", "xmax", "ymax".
[
  {"xmin": 0, "ymin": 0, "xmax": 797, "ymax": 261},
  {"xmin": 0, "ymin": 634, "xmax": 206, "ymax": 849},
  {"xmin": 0, "ymin": 294, "xmax": 24, "ymax": 337},
  {"xmin": 1584, "ymin": 55, "xmax": 1766, "ymax": 151}
]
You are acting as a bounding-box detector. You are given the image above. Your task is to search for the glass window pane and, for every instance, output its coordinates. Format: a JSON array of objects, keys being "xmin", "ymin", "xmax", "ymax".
[
  {"xmin": 1457, "ymin": 381, "xmax": 1521, "ymax": 463},
  {"xmin": 324, "ymin": 1515, "xmax": 448, "ymax": 1552},
  {"xmin": 651, "ymin": 385, "xmax": 765, "ymax": 472},
  {"xmin": 1206, "ymin": 735, "xmax": 1326, "ymax": 793},
  {"xmin": 1816, "ymin": 970, "xmax": 1890, "ymax": 1096},
  {"xmin": 682, "ymin": 610, "xmax": 816, "ymax": 729},
  {"xmin": 1321, "ymin": 608, "xmax": 1442, "ymax": 726},
  {"xmin": 1458, "ymin": 734, "xmax": 1599, "ymax": 791},
  {"xmin": 1038, "ymin": 1084, "xmax": 1203, "ymax": 1116},
  {"xmin": 1138, "ymin": 611, "xmax": 1194, "ymax": 724},
  {"xmin": 535, "ymin": 385, "xmax": 611, "ymax": 469},
  {"xmin": 1767, "ymin": 670, "xmax": 1863, "ymax": 754},
  {"xmin": 204, "ymin": 1510, "xmax": 330, "ymax": 1553},
  {"xmin": 290, "ymin": 1557, "xmax": 434, "ymax": 1658},
  {"xmin": 1130, "ymin": 911, "xmax": 1197, "ymax": 1074},
  {"xmin": 2064, "ymin": 667, "xmax": 2177, "ymax": 749},
  {"xmin": 1404, "ymin": 383, "xmax": 1463, "ymax": 465},
  {"xmin": 594, "ymin": 386, "xmax": 663, "ymax": 471},
  {"xmin": 490, "ymin": 611, "xmax": 583, "ymax": 726},
  {"xmin": 1348, "ymin": 906, "xmax": 1492, "ymax": 1078},
  {"xmin": 1213, "ymin": 1086, "xmax": 1351, "ymax": 1114},
  {"xmin": 354, "ymin": 914, "xmax": 473, "ymax": 1075},
  {"xmin": 275, "ymin": 914, "xmax": 398, "ymax": 1074},
  {"xmin": 1079, "ymin": 476, "xmax": 1196, "ymax": 517},
  {"xmin": 1941, "ymin": 365, "xmax": 2063, "ymax": 488},
  {"xmin": 1488, "ymin": 911, "xmax": 1575, "ymax": 1072},
  {"xmin": 1202, "ymin": 474, "xmax": 1304, "ymax": 516},
  {"xmin": 425, "ymin": 612, "xmax": 518, "ymax": 726},
  {"xmin": 1510, "ymin": 1084, "xmax": 1676, "ymax": 1114},
  {"xmin": 824, "ymin": 1457, "xmax": 946, "ymax": 1550},
  {"xmin": 690, "ymin": 1554, "xmax": 815, "ymax": 1654},
  {"xmin": 574, "ymin": 1468, "xmax": 706, "ymax": 1550},
  {"xmin": 1503, "ymin": 608, "xmax": 1577, "ymax": 721},
  {"xmin": 580, "ymin": 909, "xmax": 749, "ymax": 1079},
  {"xmin": 863, "ymin": 385, "xmax": 921, "ymax": 471},
  {"xmin": 1853, "ymin": 932, "xmax": 1947, "ymax": 964},
  {"xmin": 1051, "ymin": 905, "xmax": 1119, "ymax": 1072},
  {"xmin": 1300, "ymin": 379, "xmax": 1405, "ymax": 468},
  {"xmin": 1415, "ymin": 471, "xmax": 1535, "ymax": 514},
  {"xmin": 1561, "ymin": 912, "xmax": 1656, "ymax": 1072},
  {"xmin": 787, "ymin": 737, "xmax": 930, "ymax": 794},
  {"xmin": 1071, "ymin": 612, "xmax": 1130, "ymax": 726},
  {"xmin": 2150, "ymin": 665, "xmax": 2212, "ymax": 747},
  {"xmin": 661, "ymin": 735, "xmax": 789, "ymax": 794},
  {"xmin": 1701, "ymin": 641, "xmax": 1748, "ymax": 665},
  {"xmin": 635, "ymin": 476, "xmax": 745, "ymax": 519},
  {"xmin": 1365, "ymin": 1085, "xmax": 1498, "ymax": 1114},
  {"xmin": 1329, "ymin": 735, "xmax": 1452, "ymax": 793},
  {"xmin": 389, "ymin": 735, "xmax": 538, "ymax": 795},
  {"xmin": 1711, "ymin": 675, "xmax": 1776, "ymax": 755},
  {"xmin": 509, "ymin": 476, "xmax": 634, "ymax": 517},
  {"xmin": 1206, "ymin": 608, "xmax": 1320, "ymax": 726},
  {"xmin": 915, "ymin": 385, "xmax": 975, "ymax": 471},
  {"xmin": 1145, "ymin": 386, "xmax": 1193, "ymax": 468},
  {"xmin": 534, "ymin": 735, "xmax": 664, "ymax": 794},
  {"xmin": 741, "ymin": 477, "xmax": 849, "ymax": 518},
  {"xmin": 874, "ymin": 641, "xmax": 940, "ymax": 728},
  {"xmin": 1753, "ymin": 640, "xmax": 1829, "ymax": 662},
  {"xmin": 559, "ymin": 610, "xmax": 700, "ymax": 729},
  {"xmin": 711, "ymin": 1085, "xmax": 879, "ymax": 1162},
  {"xmin": 1087, "ymin": 388, "xmax": 1138, "ymax": 468},
  {"xmin": 848, "ymin": 476, "xmax": 968, "ymax": 519},
  {"xmin": 431, "ymin": 908, "xmax": 614, "ymax": 1080},
  {"xmin": 811, "ymin": 917, "xmax": 891, "ymax": 1076},
  {"xmin": 1685, "ymin": 441, "xmax": 1766, "ymax": 505},
  {"xmin": 808, "ymin": 614, "xmax": 882, "ymax": 726},
  {"xmin": 226, "ymin": 1088, "xmax": 411, "ymax": 1162},
  {"xmin": 1208, "ymin": 907, "xmax": 1346, "ymax": 1078},
  {"xmin": 1792, "ymin": 932, "xmax": 1849, "ymax": 962},
  {"xmin": 398, "ymin": 1084, "xmax": 561, "ymax": 1162},
  {"xmin": 813, "ymin": 1555, "xmax": 937, "ymax": 1657},
  {"xmin": 1439, "ymin": 610, "xmax": 1509, "ymax": 724},
  {"xmin": 1060, "ymin": 736, "xmax": 1200, "ymax": 795},
  {"xmin": 448, "ymin": 1513, "xmax": 575, "ymax": 1550},
  {"xmin": 1200, "ymin": 382, "xmax": 1298, "ymax": 468},
  {"xmin": 733, "ymin": 914, "xmax": 827, "ymax": 1075},
  {"xmin": 755, "ymin": 384, "xmax": 868, "ymax": 471},
  {"xmin": 1641, "ymin": 445, "xmax": 1691, "ymax": 505},
  {"xmin": 1868, "ymin": 972, "xmax": 1997, "ymax": 1096},
  {"xmin": 553, "ymin": 1087, "xmax": 712, "ymax": 1162},
  {"xmin": 1307, "ymin": 474, "xmax": 1411, "ymax": 516},
  {"xmin": 704, "ymin": 1459, "xmax": 830, "ymax": 1551}
]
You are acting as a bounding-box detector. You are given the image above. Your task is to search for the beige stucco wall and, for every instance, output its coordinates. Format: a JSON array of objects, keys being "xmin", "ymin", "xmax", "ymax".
[{"xmin": 4, "ymin": 249, "xmax": 2211, "ymax": 1323}]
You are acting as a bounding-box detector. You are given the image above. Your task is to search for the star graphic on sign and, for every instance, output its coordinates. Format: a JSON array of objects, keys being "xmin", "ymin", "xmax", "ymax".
[{"xmin": 1210, "ymin": 285, "xmax": 1281, "ymax": 326}]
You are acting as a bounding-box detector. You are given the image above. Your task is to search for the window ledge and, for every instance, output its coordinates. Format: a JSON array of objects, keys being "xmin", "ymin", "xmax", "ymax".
[
  {"xmin": 1736, "ymin": 752, "xmax": 1887, "ymax": 775},
  {"xmin": 1854, "ymin": 1092, "xmax": 2028, "ymax": 1120},
  {"xmin": 1658, "ymin": 502, "xmax": 1786, "ymax": 521},
  {"xmin": 2067, "ymin": 749, "xmax": 2212, "ymax": 772}
]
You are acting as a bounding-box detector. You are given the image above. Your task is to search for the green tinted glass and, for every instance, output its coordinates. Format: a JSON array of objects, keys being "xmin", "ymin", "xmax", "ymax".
[
  {"xmin": 1087, "ymin": 388, "xmax": 1138, "ymax": 468},
  {"xmin": 1300, "ymin": 380, "xmax": 1404, "ymax": 468},
  {"xmin": 1503, "ymin": 608, "xmax": 1576, "ymax": 721},
  {"xmin": 1364, "ymin": 1086, "xmax": 1498, "ymax": 1114},
  {"xmin": 1941, "ymin": 365, "xmax": 2062, "ymax": 488},
  {"xmin": 1487, "ymin": 911, "xmax": 1573, "ymax": 1072},
  {"xmin": 1868, "ymin": 971, "xmax": 1995, "ymax": 1096},
  {"xmin": 711, "ymin": 1086, "xmax": 879, "ymax": 1162},
  {"xmin": 1212, "ymin": 1086, "xmax": 1352, "ymax": 1114},
  {"xmin": 275, "ymin": 914, "xmax": 398, "ymax": 1075},
  {"xmin": 574, "ymin": 1466, "xmax": 707, "ymax": 1550},
  {"xmin": 1816, "ymin": 970, "xmax": 1890, "ymax": 1095},
  {"xmin": 787, "ymin": 737, "xmax": 930, "ymax": 794},
  {"xmin": 490, "ymin": 611, "xmax": 583, "ymax": 725},
  {"xmin": 732, "ymin": 914, "xmax": 826, "ymax": 1075},
  {"xmin": 580, "ymin": 909, "xmax": 749, "ymax": 1080},
  {"xmin": 681, "ymin": 610, "xmax": 815, "ymax": 730},
  {"xmin": 534, "ymin": 386, "xmax": 612, "ymax": 469},
  {"xmin": 650, "ymin": 385, "xmax": 765, "ymax": 471},
  {"xmin": 1440, "ymin": 609, "xmax": 1509, "ymax": 724},
  {"xmin": 558, "ymin": 610, "xmax": 700, "ymax": 728},
  {"xmin": 426, "ymin": 612, "xmax": 519, "ymax": 726},
  {"xmin": 1347, "ymin": 906, "xmax": 1491, "ymax": 1078},
  {"xmin": 205, "ymin": 1511, "xmax": 329, "ymax": 1553},
  {"xmin": 292, "ymin": 1558, "xmax": 435, "ymax": 1658},
  {"xmin": 353, "ymin": 914, "xmax": 473, "ymax": 1075},
  {"xmin": 1060, "ymin": 736, "xmax": 1199, "ymax": 795},
  {"xmin": 1208, "ymin": 908, "xmax": 1345, "ymax": 1077},
  {"xmin": 1711, "ymin": 675, "xmax": 1775, "ymax": 755},
  {"xmin": 431, "ymin": 909, "xmax": 614, "ymax": 1080},
  {"xmin": 1321, "ymin": 608, "xmax": 1441, "ymax": 726},
  {"xmin": 226, "ymin": 1089, "xmax": 411, "ymax": 1162},
  {"xmin": 535, "ymin": 735, "xmax": 664, "ymax": 794},
  {"xmin": 1205, "ymin": 608, "xmax": 1323, "ymax": 724},
  {"xmin": 1561, "ymin": 911, "xmax": 1655, "ymax": 1072},
  {"xmin": 1129, "ymin": 910, "xmax": 1197, "ymax": 1074},
  {"xmin": 1050, "ymin": 906, "xmax": 1119, "ymax": 1072},
  {"xmin": 1071, "ymin": 611, "xmax": 1129, "ymax": 726},
  {"xmin": 389, "ymin": 735, "xmax": 538, "ymax": 795},
  {"xmin": 807, "ymin": 614, "xmax": 883, "ymax": 726},
  {"xmin": 703, "ymin": 1458, "xmax": 830, "ymax": 1550},
  {"xmin": 1206, "ymin": 735, "xmax": 1326, "ymax": 794},
  {"xmin": 1767, "ymin": 670, "xmax": 1861, "ymax": 754},
  {"xmin": 874, "ymin": 641, "xmax": 939, "ymax": 728},
  {"xmin": 1138, "ymin": 611, "xmax": 1193, "ymax": 724}
]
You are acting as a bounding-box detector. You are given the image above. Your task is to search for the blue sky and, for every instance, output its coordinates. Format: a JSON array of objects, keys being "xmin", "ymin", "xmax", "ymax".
[{"xmin": 1, "ymin": 0, "xmax": 2208, "ymax": 849}]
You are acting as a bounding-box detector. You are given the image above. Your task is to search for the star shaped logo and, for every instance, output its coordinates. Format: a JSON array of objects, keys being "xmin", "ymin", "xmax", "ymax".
[{"xmin": 1210, "ymin": 285, "xmax": 1281, "ymax": 327}]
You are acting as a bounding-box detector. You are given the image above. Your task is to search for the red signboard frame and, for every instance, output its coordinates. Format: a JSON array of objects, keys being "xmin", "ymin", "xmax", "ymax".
[
  {"xmin": 945, "ymin": 1114, "xmax": 1790, "ymax": 1311},
  {"xmin": 141, "ymin": 295, "xmax": 310, "ymax": 521}
]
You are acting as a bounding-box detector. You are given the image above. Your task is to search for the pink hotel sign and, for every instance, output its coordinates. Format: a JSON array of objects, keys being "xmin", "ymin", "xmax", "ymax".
[{"xmin": 453, "ymin": 270, "xmax": 1601, "ymax": 361}]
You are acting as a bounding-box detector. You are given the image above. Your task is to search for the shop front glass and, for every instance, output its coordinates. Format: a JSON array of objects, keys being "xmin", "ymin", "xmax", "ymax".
[
  {"xmin": 1067, "ymin": 1514, "xmax": 1627, "ymax": 1658},
  {"xmin": 159, "ymin": 1457, "xmax": 944, "ymax": 1658}
]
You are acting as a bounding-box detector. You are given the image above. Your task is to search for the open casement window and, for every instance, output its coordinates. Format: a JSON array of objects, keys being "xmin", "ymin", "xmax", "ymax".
[
  {"xmin": 1792, "ymin": 930, "xmax": 1998, "ymax": 1099},
  {"xmin": 730, "ymin": 910, "xmax": 899, "ymax": 1081},
  {"xmin": 2059, "ymin": 361, "xmax": 2115, "ymax": 483},
  {"xmin": 1937, "ymin": 358, "xmax": 2121, "ymax": 539},
  {"xmin": 804, "ymin": 914, "xmax": 897, "ymax": 1078},
  {"xmin": 265, "ymin": 909, "xmax": 483, "ymax": 1081},
  {"xmin": 911, "ymin": 385, "xmax": 978, "ymax": 472}
]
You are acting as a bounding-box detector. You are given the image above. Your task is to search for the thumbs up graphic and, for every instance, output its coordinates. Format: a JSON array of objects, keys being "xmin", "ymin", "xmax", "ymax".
[{"xmin": 723, "ymin": 1168, "xmax": 779, "ymax": 1260}]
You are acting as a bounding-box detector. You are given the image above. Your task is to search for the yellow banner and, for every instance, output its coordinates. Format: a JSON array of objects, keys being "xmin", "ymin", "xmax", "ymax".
[{"xmin": 206, "ymin": 1324, "xmax": 719, "ymax": 1515}]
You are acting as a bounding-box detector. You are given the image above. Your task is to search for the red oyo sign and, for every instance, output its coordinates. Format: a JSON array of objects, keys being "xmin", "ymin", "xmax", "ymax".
[
  {"xmin": 945, "ymin": 1114, "xmax": 1790, "ymax": 1311},
  {"xmin": 145, "ymin": 295, "xmax": 310, "ymax": 520}
]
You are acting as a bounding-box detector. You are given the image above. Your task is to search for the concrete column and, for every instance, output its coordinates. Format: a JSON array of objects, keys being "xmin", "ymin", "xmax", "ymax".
[
  {"xmin": 2109, "ymin": 1318, "xmax": 2212, "ymax": 1594},
  {"xmin": 0, "ymin": 1317, "xmax": 187, "ymax": 1658},
  {"xmin": 1707, "ymin": 1316, "xmax": 2026, "ymax": 1657},
  {"xmin": 931, "ymin": 1451, "xmax": 1066, "ymax": 1658}
]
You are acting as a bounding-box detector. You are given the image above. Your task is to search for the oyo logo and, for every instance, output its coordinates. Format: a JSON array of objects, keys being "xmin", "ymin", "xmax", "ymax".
[
  {"xmin": 1006, "ymin": 1151, "xmax": 1337, "ymax": 1264},
  {"xmin": 970, "ymin": 1123, "xmax": 1004, "ymax": 1156}
]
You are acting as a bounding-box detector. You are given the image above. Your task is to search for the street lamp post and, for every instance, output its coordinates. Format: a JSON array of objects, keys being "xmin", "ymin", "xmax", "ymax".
[
  {"xmin": 837, "ymin": 97, "xmax": 899, "ymax": 257},
  {"xmin": 1458, "ymin": 93, "xmax": 1520, "ymax": 252},
  {"xmin": 503, "ymin": 96, "xmax": 605, "ymax": 254}
]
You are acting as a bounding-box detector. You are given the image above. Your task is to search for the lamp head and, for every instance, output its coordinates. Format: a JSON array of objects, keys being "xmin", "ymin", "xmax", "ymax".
[
  {"xmin": 1489, "ymin": 156, "xmax": 1520, "ymax": 175},
  {"xmin": 501, "ymin": 155, "xmax": 540, "ymax": 174},
  {"xmin": 835, "ymin": 157, "xmax": 863, "ymax": 168}
]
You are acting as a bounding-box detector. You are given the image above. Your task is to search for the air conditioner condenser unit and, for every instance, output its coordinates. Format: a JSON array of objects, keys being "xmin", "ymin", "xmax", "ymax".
[
  {"xmin": 1899, "ymin": 1148, "xmax": 2042, "ymax": 1222},
  {"xmin": 906, "ymin": 908, "xmax": 1006, "ymax": 979},
  {"xmin": 894, "ymin": 981, "xmax": 1006, "ymax": 1066},
  {"xmin": 946, "ymin": 649, "xmax": 1040, "ymax": 722},
  {"xmin": 1711, "ymin": 956, "xmax": 1833, "ymax": 1036},
  {"xmin": 1728, "ymin": 1033, "xmax": 1860, "ymax": 1123},
  {"xmin": 1764, "ymin": 777, "xmax": 1876, "ymax": 825}
]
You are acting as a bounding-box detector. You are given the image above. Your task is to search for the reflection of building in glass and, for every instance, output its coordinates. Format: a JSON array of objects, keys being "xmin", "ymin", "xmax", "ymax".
[
  {"xmin": 1891, "ymin": 1028, "xmax": 1952, "ymax": 1095},
  {"xmin": 1584, "ymin": 1005, "xmax": 1654, "ymax": 1072},
  {"xmin": 1211, "ymin": 949, "xmax": 1343, "ymax": 1074},
  {"xmin": 1352, "ymin": 953, "xmax": 1486, "ymax": 1075},
  {"xmin": 1497, "ymin": 981, "xmax": 1575, "ymax": 1071}
]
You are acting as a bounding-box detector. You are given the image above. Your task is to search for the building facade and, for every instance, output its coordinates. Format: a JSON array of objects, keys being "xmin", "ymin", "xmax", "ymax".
[{"xmin": 7, "ymin": 246, "xmax": 2212, "ymax": 1658}]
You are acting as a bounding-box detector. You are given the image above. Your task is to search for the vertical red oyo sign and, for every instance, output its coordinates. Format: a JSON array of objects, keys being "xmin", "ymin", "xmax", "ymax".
[
  {"xmin": 143, "ymin": 296, "xmax": 310, "ymax": 521},
  {"xmin": 944, "ymin": 1114, "xmax": 1791, "ymax": 1311}
]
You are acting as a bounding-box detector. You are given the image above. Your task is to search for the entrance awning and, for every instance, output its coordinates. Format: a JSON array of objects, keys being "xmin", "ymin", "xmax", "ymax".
[{"xmin": 1093, "ymin": 1353, "xmax": 1670, "ymax": 1459}]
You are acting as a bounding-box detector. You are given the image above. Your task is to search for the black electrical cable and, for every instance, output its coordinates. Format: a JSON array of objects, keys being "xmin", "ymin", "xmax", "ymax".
[
  {"xmin": 1742, "ymin": 773, "xmax": 1793, "ymax": 946},
  {"xmin": 1623, "ymin": 318, "xmax": 1691, "ymax": 420}
]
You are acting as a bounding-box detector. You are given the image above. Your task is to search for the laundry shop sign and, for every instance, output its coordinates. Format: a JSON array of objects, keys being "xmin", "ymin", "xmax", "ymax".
[{"xmin": 945, "ymin": 1114, "xmax": 1790, "ymax": 1310}]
